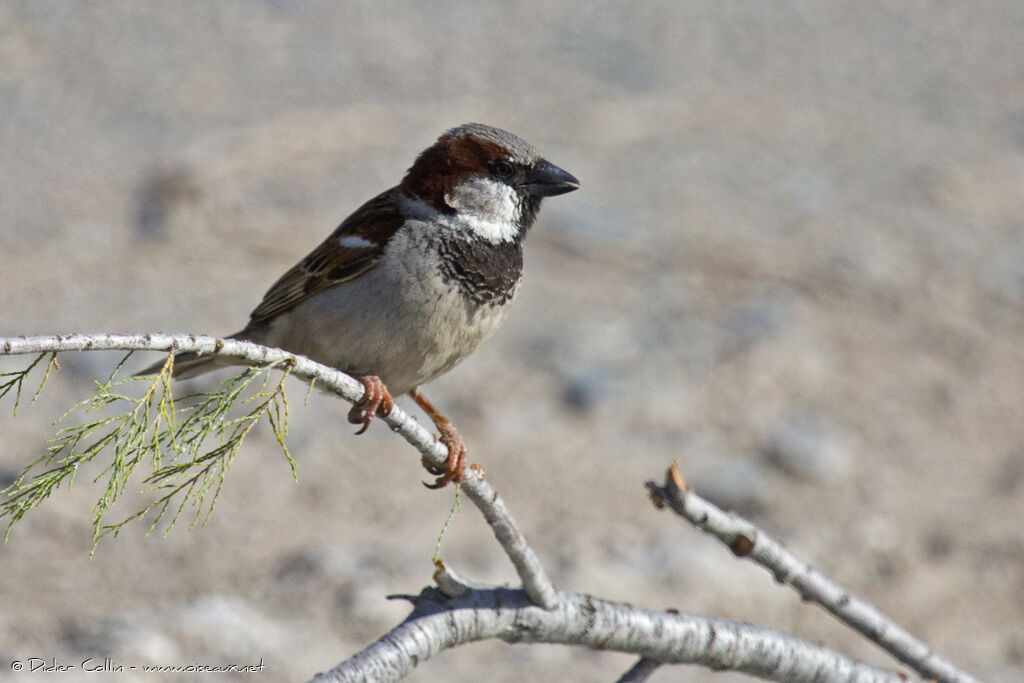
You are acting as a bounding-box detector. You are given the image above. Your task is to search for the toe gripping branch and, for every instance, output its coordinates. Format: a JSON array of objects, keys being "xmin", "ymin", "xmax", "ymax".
[
  {"xmin": 348, "ymin": 376, "xmax": 395, "ymax": 435},
  {"xmin": 347, "ymin": 380, "xmax": 467, "ymax": 489}
]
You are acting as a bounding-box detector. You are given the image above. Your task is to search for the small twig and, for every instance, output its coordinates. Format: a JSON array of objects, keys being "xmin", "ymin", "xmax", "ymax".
[
  {"xmin": 310, "ymin": 587, "xmax": 904, "ymax": 683},
  {"xmin": 646, "ymin": 461, "xmax": 979, "ymax": 683},
  {"xmin": 458, "ymin": 468, "xmax": 559, "ymax": 608},
  {"xmin": 0, "ymin": 351, "xmax": 53, "ymax": 416},
  {"xmin": 615, "ymin": 657, "xmax": 662, "ymax": 683}
]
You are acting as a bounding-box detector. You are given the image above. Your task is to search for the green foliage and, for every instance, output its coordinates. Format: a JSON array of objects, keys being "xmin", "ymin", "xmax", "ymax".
[
  {"xmin": 0, "ymin": 351, "xmax": 60, "ymax": 416},
  {"xmin": 1, "ymin": 352, "xmax": 296, "ymax": 551}
]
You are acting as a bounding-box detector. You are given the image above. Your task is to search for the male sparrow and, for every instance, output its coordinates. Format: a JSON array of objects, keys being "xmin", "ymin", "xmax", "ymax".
[{"xmin": 140, "ymin": 123, "xmax": 579, "ymax": 487}]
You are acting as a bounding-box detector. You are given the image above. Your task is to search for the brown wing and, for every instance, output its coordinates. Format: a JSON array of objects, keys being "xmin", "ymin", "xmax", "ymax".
[{"xmin": 247, "ymin": 187, "xmax": 407, "ymax": 326}]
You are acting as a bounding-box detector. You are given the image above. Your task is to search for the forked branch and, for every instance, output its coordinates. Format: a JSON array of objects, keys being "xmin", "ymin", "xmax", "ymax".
[{"xmin": 311, "ymin": 588, "xmax": 903, "ymax": 683}]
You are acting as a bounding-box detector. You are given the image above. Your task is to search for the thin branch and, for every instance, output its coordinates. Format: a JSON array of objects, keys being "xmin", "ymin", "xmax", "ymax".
[
  {"xmin": 615, "ymin": 657, "xmax": 662, "ymax": 683},
  {"xmin": 458, "ymin": 470, "xmax": 559, "ymax": 608},
  {"xmin": 310, "ymin": 588, "xmax": 905, "ymax": 683},
  {"xmin": 0, "ymin": 333, "xmax": 556, "ymax": 607},
  {"xmin": 646, "ymin": 462, "xmax": 978, "ymax": 683}
]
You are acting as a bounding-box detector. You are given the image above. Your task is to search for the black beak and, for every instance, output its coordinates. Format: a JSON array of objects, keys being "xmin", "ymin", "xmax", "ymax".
[{"xmin": 524, "ymin": 159, "xmax": 580, "ymax": 197}]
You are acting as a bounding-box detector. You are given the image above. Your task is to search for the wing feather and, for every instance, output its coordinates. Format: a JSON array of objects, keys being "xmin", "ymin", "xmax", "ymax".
[{"xmin": 247, "ymin": 187, "xmax": 406, "ymax": 326}]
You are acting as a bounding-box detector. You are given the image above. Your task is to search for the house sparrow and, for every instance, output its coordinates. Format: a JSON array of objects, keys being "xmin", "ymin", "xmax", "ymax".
[{"xmin": 140, "ymin": 123, "xmax": 579, "ymax": 487}]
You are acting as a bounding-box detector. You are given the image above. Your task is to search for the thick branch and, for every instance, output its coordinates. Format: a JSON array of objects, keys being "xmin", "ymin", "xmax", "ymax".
[
  {"xmin": 311, "ymin": 588, "xmax": 904, "ymax": 683},
  {"xmin": 0, "ymin": 333, "xmax": 557, "ymax": 607},
  {"xmin": 646, "ymin": 463, "xmax": 978, "ymax": 683}
]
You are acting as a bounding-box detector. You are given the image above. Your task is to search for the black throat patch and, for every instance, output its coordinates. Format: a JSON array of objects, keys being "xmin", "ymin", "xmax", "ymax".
[{"xmin": 436, "ymin": 236, "xmax": 524, "ymax": 306}]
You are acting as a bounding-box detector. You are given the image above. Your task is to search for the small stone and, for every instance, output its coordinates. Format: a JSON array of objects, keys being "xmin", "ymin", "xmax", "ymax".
[
  {"xmin": 133, "ymin": 168, "xmax": 202, "ymax": 242},
  {"xmin": 924, "ymin": 530, "xmax": 953, "ymax": 561},
  {"xmin": 992, "ymin": 451, "xmax": 1024, "ymax": 496},
  {"xmin": 273, "ymin": 549, "xmax": 322, "ymax": 583},
  {"xmin": 691, "ymin": 459, "xmax": 778, "ymax": 516},
  {"xmin": 560, "ymin": 371, "xmax": 610, "ymax": 414},
  {"xmin": 763, "ymin": 412, "xmax": 852, "ymax": 482},
  {"xmin": 717, "ymin": 289, "xmax": 794, "ymax": 361}
]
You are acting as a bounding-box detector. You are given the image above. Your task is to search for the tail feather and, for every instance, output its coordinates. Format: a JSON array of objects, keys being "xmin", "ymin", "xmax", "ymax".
[
  {"xmin": 135, "ymin": 352, "xmax": 234, "ymax": 380},
  {"xmin": 135, "ymin": 329, "xmax": 257, "ymax": 380}
]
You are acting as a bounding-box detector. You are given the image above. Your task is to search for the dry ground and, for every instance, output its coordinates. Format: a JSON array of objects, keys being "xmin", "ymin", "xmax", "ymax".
[{"xmin": 2, "ymin": 2, "xmax": 1023, "ymax": 681}]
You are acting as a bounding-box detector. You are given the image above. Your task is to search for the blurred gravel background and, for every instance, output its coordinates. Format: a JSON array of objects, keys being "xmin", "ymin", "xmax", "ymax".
[{"xmin": 2, "ymin": 2, "xmax": 1023, "ymax": 681}]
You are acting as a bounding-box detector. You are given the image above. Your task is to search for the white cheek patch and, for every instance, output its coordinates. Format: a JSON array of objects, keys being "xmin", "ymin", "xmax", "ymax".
[
  {"xmin": 444, "ymin": 177, "xmax": 521, "ymax": 243},
  {"xmin": 337, "ymin": 234, "xmax": 377, "ymax": 249}
]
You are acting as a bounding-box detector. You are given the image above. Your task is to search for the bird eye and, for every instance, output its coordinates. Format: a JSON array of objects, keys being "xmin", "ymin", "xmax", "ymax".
[{"xmin": 489, "ymin": 160, "xmax": 514, "ymax": 178}]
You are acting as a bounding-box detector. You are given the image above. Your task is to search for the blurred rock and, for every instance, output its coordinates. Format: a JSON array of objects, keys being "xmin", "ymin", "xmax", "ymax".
[
  {"xmin": 992, "ymin": 451, "xmax": 1024, "ymax": 496},
  {"xmin": 273, "ymin": 548, "xmax": 322, "ymax": 583},
  {"xmin": 690, "ymin": 459, "xmax": 780, "ymax": 517},
  {"xmin": 132, "ymin": 168, "xmax": 203, "ymax": 242},
  {"xmin": 716, "ymin": 289, "xmax": 795, "ymax": 361},
  {"xmin": 869, "ymin": 551, "xmax": 906, "ymax": 585},
  {"xmin": 924, "ymin": 529, "xmax": 954, "ymax": 562},
  {"xmin": 65, "ymin": 595, "xmax": 286, "ymax": 661},
  {"xmin": 60, "ymin": 617, "xmax": 116, "ymax": 654},
  {"xmin": 174, "ymin": 594, "xmax": 283, "ymax": 655},
  {"xmin": 762, "ymin": 412, "xmax": 852, "ymax": 482},
  {"xmin": 560, "ymin": 368, "xmax": 612, "ymax": 415}
]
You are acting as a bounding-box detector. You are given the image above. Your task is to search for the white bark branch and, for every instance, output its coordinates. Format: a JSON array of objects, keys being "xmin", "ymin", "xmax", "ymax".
[
  {"xmin": 0, "ymin": 333, "xmax": 557, "ymax": 608},
  {"xmin": 310, "ymin": 588, "xmax": 904, "ymax": 683},
  {"xmin": 646, "ymin": 463, "xmax": 978, "ymax": 683},
  {"xmin": 1, "ymin": 334, "xmax": 968, "ymax": 680}
]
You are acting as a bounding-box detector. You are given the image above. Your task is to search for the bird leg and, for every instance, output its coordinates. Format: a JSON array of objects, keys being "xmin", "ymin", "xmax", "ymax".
[
  {"xmin": 348, "ymin": 375, "xmax": 394, "ymax": 435},
  {"xmin": 409, "ymin": 387, "xmax": 467, "ymax": 489}
]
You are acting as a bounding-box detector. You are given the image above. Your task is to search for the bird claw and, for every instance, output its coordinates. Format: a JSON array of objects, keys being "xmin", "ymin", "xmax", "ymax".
[
  {"xmin": 422, "ymin": 422, "xmax": 467, "ymax": 489},
  {"xmin": 421, "ymin": 455, "xmax": 446, "ymax": 476},
  {"xmin": 348, "ymin": 376, "xmax": 394, "ymax": 435}
]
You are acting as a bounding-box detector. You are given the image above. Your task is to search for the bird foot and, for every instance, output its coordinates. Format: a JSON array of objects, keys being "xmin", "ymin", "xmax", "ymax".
[
  {"xmin": 423, "ymin": 421, "xmax": 467, "ymax": 489},
  {"xmin": 347, "ymin": 376, "xmax": 394, "ymax": 435},
  {"xmin": 408, "ymin": 387, "xmax": 469, "ymax": 489}
]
